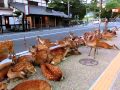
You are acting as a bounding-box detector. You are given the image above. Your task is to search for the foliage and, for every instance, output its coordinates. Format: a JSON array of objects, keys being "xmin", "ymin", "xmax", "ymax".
[
  {"xmin": 101, "ymin": 9, "xmax": 112, "ymax": 19},
  {"xmin": 13, "ymin": 11, "xmax": 21, "ymax": 17},
  {"xmin": 87, "ymin": 0, "xmax": 120, "ymax": 19},
  {"xmin": 48, "ymin": 0, "xmax": 86, "ymax": 19},
  {"xmin": 104, "ymin": 0, "xmax": 120, "ymax": 18},
  {"xmin": 86, "ymin": 0, "xmax": 99, "ymax": 18},
  {"xmin": 106, "ymin": 0, "xmax": 120, "ymax": 10},
  {"xmin": 88, "ymin": 0, "xmax": 99, "ymax": 12}
]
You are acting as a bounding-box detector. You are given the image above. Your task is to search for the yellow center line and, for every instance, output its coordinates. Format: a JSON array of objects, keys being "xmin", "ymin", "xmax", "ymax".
[{"xmin": 90, "ymin": 52, "xmax": 120, "ymax": 90}]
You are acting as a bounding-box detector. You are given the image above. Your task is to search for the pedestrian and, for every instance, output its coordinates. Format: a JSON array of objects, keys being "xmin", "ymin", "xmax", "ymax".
[{"xmin": 104, "ymin": 17, "xmax": 108, "ymax": 31}]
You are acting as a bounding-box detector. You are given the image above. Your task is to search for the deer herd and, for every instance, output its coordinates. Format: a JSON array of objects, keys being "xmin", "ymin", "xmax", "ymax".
[{"xmin": 0, "ymin": 27, "xmax": 119, "ymax": 90}]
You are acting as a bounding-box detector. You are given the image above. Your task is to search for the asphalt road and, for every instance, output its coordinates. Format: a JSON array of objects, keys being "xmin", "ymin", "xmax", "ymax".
[{"xmin": 0, "ymin": 22, "xmax": 120, "ymax": 53}]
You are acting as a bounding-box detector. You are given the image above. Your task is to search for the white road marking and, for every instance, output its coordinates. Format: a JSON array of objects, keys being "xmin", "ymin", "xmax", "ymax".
[
  {"xmin": 0, "ymin": 25, "xmax": 91, "ymax": 41},
  {"xmin": 8, "ymin": 28, "xmax": 89, "ymax": 41},
  {"xmin": 0, "ymin": 27, "xmax": 71, "ymax": 37}
]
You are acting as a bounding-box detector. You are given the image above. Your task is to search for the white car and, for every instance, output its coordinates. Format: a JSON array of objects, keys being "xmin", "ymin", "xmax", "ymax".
[{"xmin": 93, "ymin": 20, "xmax": 101, "ymax": 24}]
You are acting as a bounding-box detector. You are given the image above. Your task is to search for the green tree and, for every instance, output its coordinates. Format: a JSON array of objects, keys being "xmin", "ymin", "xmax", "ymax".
[
  {"xmin": 86, "ymin": 0, "xmax": 99, "ymax": 18},
  {"xmin": 103, "ymin": 0, "xmax": 120, "ymax": 18},
  {"xmin": 106, "ymin": 0, "xmax": 120, "ymax": 10},
  {"xmin": 48, "ymin": 0, "xmax": 86, "ymax": 19}
]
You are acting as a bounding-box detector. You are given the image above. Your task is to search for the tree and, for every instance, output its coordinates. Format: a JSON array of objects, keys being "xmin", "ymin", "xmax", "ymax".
[
  {"xmin": 48, "ymin": 0, "xmax": 86, "ymax": 19},
  {"xmin": 106, "ymin": 0, "xmax": 120, "ymax": 10},
  {"xmin": 101, "ymin": 9, "xmax": 112, "ymax": 19},
  {"xmin": 86, "ymin": 0, "xmax": 99, "ymax": 18},
  {"xmin": 87, "ymin": 0, "xmax": 120, "ymax": 19},
  {"xmin": 102, "ymin": 0, "xmax": 120, "ymax": 19}
]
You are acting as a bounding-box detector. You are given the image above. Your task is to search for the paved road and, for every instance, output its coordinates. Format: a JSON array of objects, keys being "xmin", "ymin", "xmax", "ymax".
[{"xmin": 0, "ymin": 22, "xmax": 120, "ymax": 53}]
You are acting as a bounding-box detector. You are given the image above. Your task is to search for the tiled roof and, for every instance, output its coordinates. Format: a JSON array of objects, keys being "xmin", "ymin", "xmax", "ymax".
[{"xmin": 10, "ymin": 2, "xmax": 69, "ymax": 18}]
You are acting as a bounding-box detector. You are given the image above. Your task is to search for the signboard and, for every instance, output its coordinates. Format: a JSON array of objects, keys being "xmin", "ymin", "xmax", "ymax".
[{"xmin": 112, "ymin": 9, "xmax": 120, "ymax": 12}]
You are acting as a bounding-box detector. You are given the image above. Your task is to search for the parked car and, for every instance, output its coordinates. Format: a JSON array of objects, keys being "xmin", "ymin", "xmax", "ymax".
[{"xmin": 92, "ymin": 19, "xmax": 101, "ymax": 24}]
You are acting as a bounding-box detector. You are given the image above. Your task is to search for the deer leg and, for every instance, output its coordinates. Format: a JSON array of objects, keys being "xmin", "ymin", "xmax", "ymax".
[
  {"xmin": 94, "ymin": 47, "xmax": 97, "ymax": 59},
  {"xmin": 113, "ymin": 44, "xmax": 119, "ymax": 50},
  {"xmin": 96, "ymin": 48, "xmax": 98, "ymax": 55},
  {"xmin": 88, "ymin": 47, "xmax": 92, "ymax": 56}
]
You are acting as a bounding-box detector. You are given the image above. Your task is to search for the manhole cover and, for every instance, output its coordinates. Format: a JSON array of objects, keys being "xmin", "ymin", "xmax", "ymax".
[{"xmin": 79, "ymin": 58, "xmax": 98, "ymax": 66}]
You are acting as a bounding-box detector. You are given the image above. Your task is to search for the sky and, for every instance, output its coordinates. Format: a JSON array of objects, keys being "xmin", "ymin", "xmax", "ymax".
[{"xmin": 87, "ymin": 0, "xmax": 91, "ymax": 3}]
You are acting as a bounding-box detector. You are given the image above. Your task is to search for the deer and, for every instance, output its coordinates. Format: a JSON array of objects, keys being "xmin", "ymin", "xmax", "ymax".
[
  {"xmin": 0, "ymin": 40, "xmax": 15, "ymax": 61},
  {"xmin": 84, "ymin": 30, "xmax": 119, "ymax": 59},
  {"xmin": 96, "ymin": 41, "xmax": 119, "ymax": 49},
  {"xmin": 12, "ymin": 80, "xmax": 52, "ymax": 90},
  {"xmin": 36, "ymin": 36, "xmax": 56, "ymax": 48},
  {"xmin": 7, "ymin": 61, "xmax": 36, "ymax": 80},
  {"xmin": 41, "ymin": 63, "xmax": 63, "ymax": 81},
  {"xmin": 83, "ymin": 32, "xmax": 99, "ymax": 59},
  {"xmin": 0, "ymin": 82, "xmax": 7, "ymax": 90},
  {"xmin": 0, "ymin": 62, "xmax": 12, "ymax": 81}
]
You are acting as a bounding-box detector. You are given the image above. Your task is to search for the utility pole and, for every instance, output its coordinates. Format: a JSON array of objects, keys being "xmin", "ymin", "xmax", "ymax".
[
  {"xmin": 86, "ymin": 0, "xmax": 88, "ymax": 23},
  {"xmin": 98, "ymin": 0, "xmax": 102, "ymax": 30},
  {"xmin": 67, "ymin": 0, "xmax": 70, "ymax": 17}
]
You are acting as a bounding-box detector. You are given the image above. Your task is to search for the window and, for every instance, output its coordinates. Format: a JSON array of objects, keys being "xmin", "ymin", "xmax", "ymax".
[
  {"xmin": 0, "ymin": 0, "xmax": 4, "ymax": 7},
  {"xmin": 28, "ymin": 1, "xmax": 38, "ymax": 6}
]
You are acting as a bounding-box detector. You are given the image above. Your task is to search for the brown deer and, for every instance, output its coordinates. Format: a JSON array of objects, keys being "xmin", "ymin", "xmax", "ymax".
[
  {"xmin": 29, "ymin": 44, "xmax": 51, "ymax": 65},
  {"xmin": 7, "ymin": 62, "xmax": 36, "ymax": 80},
  {"xmin": 97, "ymin": 41, "xmax": 119, "ymax": 49},
  {"xmin": 37, "ymin": 36, "xmax": 56, "ymax": 48},
  {"xmin": 0, "ymin": 62, "xmax": 12, "ymax": 81},
  {"xmin": 12, "ymin": 80, "xmax": 52, "ymax": 90},
  {"xmin": 50, "ymin": 45, "xmax": 69, "ymax": 65},
  {"xmin": 0, "ymin": 40, "xmax": 14, "ymax": 61},
  {"xmin": 41, "ymin": 63, "xmax": 63, "ymax": 81},
  {"xmin": 84, "ymin": 32, "xmax": 99, "ymax": 58},
  {"xmin": 12, "ymin": 55, "xmax": 35, "ymax": 64},
  {"xmin": 0, "ymin": 82, "xmax": 7, "ymax": 90}
]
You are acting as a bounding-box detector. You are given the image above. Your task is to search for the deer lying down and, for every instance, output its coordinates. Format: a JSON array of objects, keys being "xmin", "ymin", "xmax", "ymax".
[
  {"xmin": 41, "ymin": 63, "xmax": 63, "ymax": 81},
  {"xmin": 0, "ymin": 54, "xmax": 8, "ymax": 62},
  {"xmin": 50, "ymin": 45, "xmax": 69, "ymax": 65},
  {"xmin": 12, "ymin": 55, "xmax": 35, "ymax": 64},
  {"xmin": 97, "ymin": 41, "xmax": 119, "ymax": 49},
  {"xmin": 0, "ymin": 62, "xmax": 12, "ymax": 81},
  {"xmin": 7, "ymin": 62, "xmax": 36, "ymax": 80},
  {"xmin": 12, "ymin": 80, "xmax": 52, "ymax": 90},
  {"xmin": 0, "ymin": 82, "xmax": 7, "ymax": 90},
  {"xmin": 0, "ymin": 40, "xmax": 14, "ymax": 60}
]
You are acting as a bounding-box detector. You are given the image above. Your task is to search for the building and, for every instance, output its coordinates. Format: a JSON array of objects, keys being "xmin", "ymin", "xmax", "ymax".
[
  {"xmin": 0, "ymin": 0, "xmax": 13, "ymax": 33},
  {"xmin": 11, "ymin": 0, "xmax": 48, "ymax": 7},
  {"xmin": 9, "ymin": 0, "xmax": 69, "ymax": 31}
]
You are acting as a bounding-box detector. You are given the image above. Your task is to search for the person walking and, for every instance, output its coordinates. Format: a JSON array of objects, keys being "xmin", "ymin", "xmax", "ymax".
[{"xmin": 104, "ymin": 17, "xmax": 108, "ymax": 31}]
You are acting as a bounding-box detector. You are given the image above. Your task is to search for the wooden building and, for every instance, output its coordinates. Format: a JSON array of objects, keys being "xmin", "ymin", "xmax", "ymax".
[
  {"xmin": 0, "ymin": 0, "xmax": 69, "ymax": 32},
  {"xmin": 9, "ymin": 0, "xmax": 69, "ymax": 30}
]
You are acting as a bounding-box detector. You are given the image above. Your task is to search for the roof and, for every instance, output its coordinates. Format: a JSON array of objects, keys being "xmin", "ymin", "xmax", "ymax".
[
  {"xmin": 0, "ymin": 8, "xmax": 13, "ymax": 16},
  {"xmin": 10, "ymin": 2, "xmax": 69, "ymax": 18}
]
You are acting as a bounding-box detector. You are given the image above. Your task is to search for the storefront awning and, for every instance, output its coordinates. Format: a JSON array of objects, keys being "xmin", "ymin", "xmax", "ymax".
[{"xmin": 10, "ymin": 2, "xmax": 69, "ymax": 18}]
